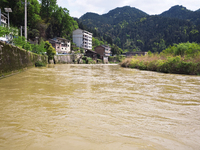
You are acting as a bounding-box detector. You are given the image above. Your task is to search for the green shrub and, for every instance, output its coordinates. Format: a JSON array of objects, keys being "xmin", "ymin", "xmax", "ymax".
[
  {"xmin": 147, "ymin": 60, "xmax": 157, "ymax": 71},
  {"xmin": 138, "ymin": 61, "xmax": 147, "ymax": 70},
  {"xmin": 162, "ymin": 42, "xmax": 200, "ymax": 57},
  {"xmin": 87, "ymin": 57, "xmax": 96, "ymax": 64},
  {"xmin": 121, "ymin": 42, "xmax": 200, "ymax": 75},
  {"xmin": 35, "ymin": 61, "xmax": 46, "ymax": 67},
  {"xmin": 129, "ymin": 59, "xmax": 139, "ymax": 68},
  {"xmin": 82, "ymin": 56, "xmax": 87, "ymax": 60},
  {"xmin": 82, "ymin": 60, "xmax": 86, "ymax": 64},
  {"xmin": 97, "ymin": 59, "xmax": 102, "ymax": 64}
]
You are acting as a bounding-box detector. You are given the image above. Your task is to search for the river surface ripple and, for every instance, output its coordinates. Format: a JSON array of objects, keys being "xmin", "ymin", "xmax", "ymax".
[{"xmin": 0, "ymin": 64, "xmax": 200, "ymax": 150}]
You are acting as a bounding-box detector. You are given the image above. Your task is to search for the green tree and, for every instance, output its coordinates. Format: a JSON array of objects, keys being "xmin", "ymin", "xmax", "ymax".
[
  {"xmin": 28, "ymin": 0, "xmax": 42, "ymax": 29},
  {"xmin": 45, "ymin": 41, "xmax": 56, "ymax": 60},
  {"xmin": 13, "ymin": 36, "xmax": 32, "ymax": 51},
  {"xmin": 0, "ymin": 26, "xmax": 9, "ymax": 37},
  {"xmin": 92, "ymin": 37, "xmax": 100, "ymax": 47},
  {"xmin": 111, "ymin": 44, "xmax": 123, "ymax": 55},
  {"xmin": 40, "ymin": 0, "xmax": 57, "ymax": 22},
  {"xmin": 46, "ymin": 6, "xmax": 78, "ymax": 38},
  {"xmin": 106, "ymin": 36, "xmax": 113, "ymax": 45},
  {"xmin": 32, "ymin": 40, "xmax": 46, "ymax": 54}
]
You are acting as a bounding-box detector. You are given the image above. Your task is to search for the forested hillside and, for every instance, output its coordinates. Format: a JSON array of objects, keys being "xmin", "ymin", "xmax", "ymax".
[
  {"xmin": 0, "ymin": 0, "xmax": 78, "ymax": 42},
  {"xmin": 160, "ymin": 5, "xmax": 200, "ymax": 25},
  {"xmin": 113, "ymin": 16, "xmax": 200, "ymax": 52},
  {"xmin": 160, "ymin": 5, "xmax": 194, "ymax": 20},
  {"xmin": 79, "ymin": 5, "xmax": 200, "ymax": 52},
  {"xmin": 79, "ymin": 6, "xmax": 148, "ymax": 34}
]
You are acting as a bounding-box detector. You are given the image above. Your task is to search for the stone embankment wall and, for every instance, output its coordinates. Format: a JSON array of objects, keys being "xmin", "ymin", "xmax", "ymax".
[
  {"xmin": 54, "ymin": 54, "xmax": 84, "ymax": 64},
  {"xmin": 0, "ymin": 41, "xmax": 48, "ymax": 78}
]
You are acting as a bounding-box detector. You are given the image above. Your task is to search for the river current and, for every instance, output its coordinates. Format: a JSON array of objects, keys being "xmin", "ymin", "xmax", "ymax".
[{"xmin": 0, "ymin": 64, "xmax": 200, "ymax": 150}]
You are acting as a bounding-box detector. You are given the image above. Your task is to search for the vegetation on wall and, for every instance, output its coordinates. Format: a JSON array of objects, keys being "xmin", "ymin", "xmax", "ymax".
[
  {"xmin": 13, "ymin": 36, "xmax": 46, "ymax": 54},
  {"xmin": 0, "ymin": 40, "xmax": 47, "ymax": 77}
]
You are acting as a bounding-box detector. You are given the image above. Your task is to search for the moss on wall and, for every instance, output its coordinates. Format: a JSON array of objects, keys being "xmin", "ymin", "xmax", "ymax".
[{"xmin": 0, "ymin": 41, "xmax": 47, "ymax": 78}]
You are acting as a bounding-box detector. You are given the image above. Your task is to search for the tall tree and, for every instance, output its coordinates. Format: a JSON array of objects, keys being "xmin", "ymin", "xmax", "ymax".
[
  {"xmin": 40, "ymin": 0, "xmax": 57, "ymax": 22},
  {"xmin": 46, "ymin": 6, "xmax": 78, "ymax": 39},
  {"xmin": 28, "ymin": 0, "xmax": 42, "ymax": 29},
  {"xmin": 0, "ymin": 0, "xmax": 8, "ymax": 9}
]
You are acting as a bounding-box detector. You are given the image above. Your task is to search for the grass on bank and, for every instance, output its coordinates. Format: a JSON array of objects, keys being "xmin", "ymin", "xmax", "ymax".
[{"xmin": 121, "ymin": 42, "xmax": 200, "ymax": 75}]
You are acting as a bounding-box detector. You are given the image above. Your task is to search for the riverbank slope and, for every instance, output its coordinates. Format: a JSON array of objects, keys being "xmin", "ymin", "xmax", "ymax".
[{"xmin": 121, "ymin": 42, "xmax": 200, "ymax": 75}]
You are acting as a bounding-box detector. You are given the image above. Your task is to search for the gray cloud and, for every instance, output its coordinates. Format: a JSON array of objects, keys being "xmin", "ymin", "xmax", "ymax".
[{"xmin": 57, "ymin": 0, "xmax": 200, "ymax": 18}]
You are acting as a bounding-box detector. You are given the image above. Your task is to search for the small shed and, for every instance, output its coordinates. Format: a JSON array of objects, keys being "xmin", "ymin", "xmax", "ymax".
[{"xmin": 85, "ymin": 49, "xmax": 97, "ymax": 60}]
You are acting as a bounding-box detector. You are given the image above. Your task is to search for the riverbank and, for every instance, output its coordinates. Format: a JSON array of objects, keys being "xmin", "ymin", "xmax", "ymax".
[
  {"xmin": 121, "ymin": 42, "xmax": 200, "ymax": 75},
  {"xmin": 121, "ymin": 55, "xmax": 200, "ymax": 75}
]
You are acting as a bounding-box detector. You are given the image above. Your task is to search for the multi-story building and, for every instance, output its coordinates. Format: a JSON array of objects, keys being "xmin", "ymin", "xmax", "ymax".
[
  {"xmin": 94, "ymin": 45, "xmax": 112, "ymax": 63},
  {"xmin": 49, "ymin": 37, "xmax": 71, "ymax": 54},
  {"xmin": 0, "ymin": 11, "xmax": 8, "ymax": 42},
  {"xmin": 72, "ymin": 29, "xmax": 92, "ymax": 50},
  {"xmin": 0, "ymin": 13, "xmax": 7, "ymax": 27},
  {"xmin": 0, "ymin": 9, "xmax": 18, "ymax": 44}
]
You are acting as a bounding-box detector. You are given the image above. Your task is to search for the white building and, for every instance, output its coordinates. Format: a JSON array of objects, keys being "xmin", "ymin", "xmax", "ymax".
[
  {"xmin": 1, "ymin": 13, "xmax": 7, "ymax": 27},
  {"xmin": 0, "ymin": 11, "xmax": 8, "ymax": 42},
  {"xmin": 49, "ymin": 37, "xmax": 71, "ymax": 54},
  {"xmin": 72, "ymin": 29, "xmax": 92, "ymax": 50},
  {"xmin": 0, "ymin": 10, "xmax": 18, "ymax": 44}
]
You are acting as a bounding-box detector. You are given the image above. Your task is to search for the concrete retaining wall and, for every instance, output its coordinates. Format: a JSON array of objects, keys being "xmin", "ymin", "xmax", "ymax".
[
  {"xmin": 54, "ymin": 54, "xmax": 84, "ymax": 64},
  {"xmin": 0, "ymin": 41, "xmax": 48, "ymax": 78}
]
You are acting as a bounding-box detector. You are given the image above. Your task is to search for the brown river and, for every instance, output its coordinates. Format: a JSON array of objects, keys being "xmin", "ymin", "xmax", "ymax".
[{"xmin": 0, "ymin": 64, "xmax": 200, "ymax": 150}]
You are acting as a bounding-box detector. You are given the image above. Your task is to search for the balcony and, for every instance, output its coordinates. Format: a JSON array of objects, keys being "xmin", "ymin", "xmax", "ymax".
[
  {"xmin": 1, "ymin": 19, "xmax": 7, "ymax": 24},
  {"xmin": 105, "ymin": 50, "xmax": 111, "ymax": 54},
  {"xmin": 83, "ymin": 33, "xmax": 92, "ymax": 38},
  {"xmin": 83, "ymin": 39, "xmax": 89, "ymax": 42},
  {"xmin": 82, "ymin": 45, "xmax": 92, "ymax": 50},
  {"xmin": 104, "ymin": 53, "xmax": 111, "ymax": 57}
]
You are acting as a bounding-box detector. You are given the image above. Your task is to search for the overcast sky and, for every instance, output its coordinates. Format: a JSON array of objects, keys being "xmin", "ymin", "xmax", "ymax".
[{"xmin": 57, "ymin": 0, "xmax": 200, "ymax": 18}]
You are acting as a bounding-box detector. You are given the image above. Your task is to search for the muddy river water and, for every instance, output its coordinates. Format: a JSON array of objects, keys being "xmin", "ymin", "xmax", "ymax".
[{"xmin": 0, "ymin": 64, "xmax": 200, "ymax": 150}]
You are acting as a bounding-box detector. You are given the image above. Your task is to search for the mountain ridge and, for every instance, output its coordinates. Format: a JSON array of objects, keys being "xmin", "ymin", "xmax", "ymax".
[
  {"xmin": 80, "ymin": 6, "xmax": 148, "ymax": 26},
  {"xmin": 78, "ymin": 5, "xmax": 200, "ymax": 52},
  {"xmin": 80, "ymin": 6, "xmax": 149, "ymax": 19}
]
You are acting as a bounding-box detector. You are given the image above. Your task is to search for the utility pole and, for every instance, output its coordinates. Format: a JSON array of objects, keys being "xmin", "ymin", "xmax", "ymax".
[
  {"xmin": 25, "ymin": 0, "xmax": 27, "ymax": 40},
  {"xmin": 0, "ymin": 9, "xmax": 1, "ymax": 26},
  {"xmin": 8, "ymin": 11, "xmax": 9, "ymax": 27},
  {"xmin": 21, "ymin": 26, "xmax": 23, "ymax": 37},
  {"xmin": 21, "ymin": 1, "xmax": 29, "ymax": 39}
]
